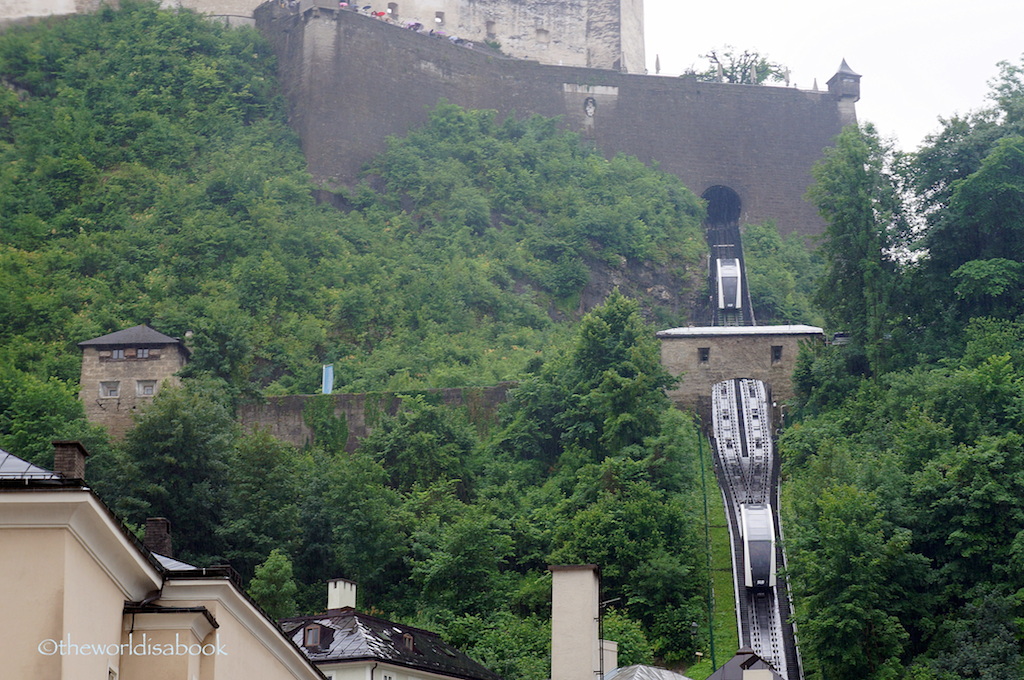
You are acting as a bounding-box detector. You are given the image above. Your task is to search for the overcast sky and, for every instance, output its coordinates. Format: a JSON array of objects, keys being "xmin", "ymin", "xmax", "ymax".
[{"xmin": 643, "ymin": 0, "xmax": 1024, "ymax": 151}]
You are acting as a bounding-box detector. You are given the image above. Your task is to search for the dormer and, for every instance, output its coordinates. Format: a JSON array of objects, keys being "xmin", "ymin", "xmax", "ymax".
[{"xmin": 304, "ymin": 624, "xmax": 322, "ymax": 649}]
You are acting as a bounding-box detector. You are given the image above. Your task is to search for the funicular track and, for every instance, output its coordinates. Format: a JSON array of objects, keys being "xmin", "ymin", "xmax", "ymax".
[{"xmin": 710, "ymin": 378, "xmax": 801, "ymax": 680}]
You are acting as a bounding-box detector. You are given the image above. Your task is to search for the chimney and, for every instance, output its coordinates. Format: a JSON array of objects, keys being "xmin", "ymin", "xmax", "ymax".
[
  {"xmin": 52, "ymin": 440, "xmax": 88, "ymax": 480},
  {"xmin": 602, "ymin": 640, "xmax": 618, "ymax": 675},
  {"xmin": 550, "ymin": 565, "xmax": 601, "ymax": 680},
  {"xmin": 328, "ymin": 577, "xmax": 357, "ymax": 610},
  {"xmin": 144, "ymin": 517, "xmax": 173, "ymax": 557}
]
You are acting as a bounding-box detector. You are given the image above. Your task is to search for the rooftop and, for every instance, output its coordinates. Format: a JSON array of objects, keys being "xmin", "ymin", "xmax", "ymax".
[
  {"xmin": 606, "ymin": 665, "xmax": 695, "ymax": 680},
  {"xmin": 656, "ymin": 325, "xmax": 824, "ymax": 338},
  {"xmin": 0, "ymin": 448, "xmax": 62, "ymax": 481},
  {"xmin": 78, "ymin": 324, "xmax": 185, "ymax": 348},
  {"xmin": 280, "ymin": 609, "xmax": 502, "ymax": 680}
]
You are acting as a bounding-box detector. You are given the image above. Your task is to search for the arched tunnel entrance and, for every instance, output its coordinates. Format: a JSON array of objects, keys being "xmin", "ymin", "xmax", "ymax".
[
  {"xmin": 701, "ymin": 185, "xmax": 753, "ymax": 326},
  {"xmin": 702, "ymin": 185, "xmax": 742, "ymax": 226}
]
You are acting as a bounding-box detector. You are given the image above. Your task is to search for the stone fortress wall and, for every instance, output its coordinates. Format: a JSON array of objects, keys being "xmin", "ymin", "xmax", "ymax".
[
  {"xmin": 257, "ymin": 0, "xmax": 854, "ymax": 237},
  {"xmin": 2, "ymin": 0, "xmax": 644, "ymax": 73},
  {"xmin": 3, "ymin": 0, "xmax": 855, "ymax": 238}
]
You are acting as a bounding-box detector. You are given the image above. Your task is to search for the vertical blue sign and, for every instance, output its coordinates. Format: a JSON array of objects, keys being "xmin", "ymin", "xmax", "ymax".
[{"xmin": 322, "ymin": 364, "xmax": 334, "ymax": 394}]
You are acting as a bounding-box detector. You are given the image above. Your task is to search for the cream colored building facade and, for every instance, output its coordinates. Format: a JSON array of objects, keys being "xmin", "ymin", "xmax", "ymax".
[{"xmin": 0, "ymin": 446, "xmax": 325, "ymax": 680}]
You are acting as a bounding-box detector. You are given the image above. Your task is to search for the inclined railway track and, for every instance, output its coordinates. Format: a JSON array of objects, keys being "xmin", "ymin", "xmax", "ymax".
[{"xmin": 711, "ymin": 378, "xmax": 801, "ymax": 680}]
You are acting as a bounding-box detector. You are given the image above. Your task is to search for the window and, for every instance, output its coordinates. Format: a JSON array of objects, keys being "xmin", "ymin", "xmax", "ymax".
[
  {"xmin": 387, "ymin": 2, "xmax": 397, "ymax": 19},
  {"xmin": 304, "ymin": 625, "xmax": 320, "ymax": 647},
  {"xmin": 771, "ymin": 345, "xmax": 783, "ymax": 365},
  {"xmin": 434, "ymin": 11, "xmax": 444, "ymax": 25},
  {"xmin": 485, "ymin": 20, "xmax": 495, "ymax": 38},
  {"xmin": 137, "ymin": 348, "xmax": 150, "ymax": 359},
  {"xmin": 402, "ymin": 633, "xmax": 415, "ymax": 651},
  {"xmin": 100, "ymin": 381, "xmax": 120, "ymax": 398},
  {"xmin": 535, "ymin": 28, "xmax": 550, "ymax": 44},
  {"xmin": 698, "ymin": 347, "xmax": 710, "ymax": 364},
  {"xmin": 137, "ymin": 380, "xmax": 157, "ymax": 397},
  {"xmin": 111, "ymin": 348, "xmax": 125, "ymax": 360}
]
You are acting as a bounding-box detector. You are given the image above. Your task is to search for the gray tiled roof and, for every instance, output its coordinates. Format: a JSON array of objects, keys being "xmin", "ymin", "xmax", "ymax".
[
  {"xmin": 605, "ymin": 666, "xmax": 694, "ymax": 680},
  {"xmin": 153, "ymin": 553, "xmax": 199, "ymax": 570},
  {"xmin": 281, "ymin": 609, "xmax": 502, "ymax": 680},
  {"xmin": 0, "ymin": 449, "xmax": 61, "ymax": 480},
  {"xmin": 706, "ymin": 649, "xmax": 785, "ymax": 680},
  {"xmin": 78, "ymin": 324, "xmax": 183, "ymax": 347}
]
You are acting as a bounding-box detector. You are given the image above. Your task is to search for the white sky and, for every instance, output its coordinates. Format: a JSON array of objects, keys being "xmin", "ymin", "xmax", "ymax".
[{"xmin": 643, "ymin": 0, "xmax": 1024, "ymax": 151}]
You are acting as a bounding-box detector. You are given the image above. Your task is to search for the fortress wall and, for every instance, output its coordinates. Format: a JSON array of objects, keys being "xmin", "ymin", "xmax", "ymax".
[
  {"xmin": 257, "ymin": 2, "xmax": 846, "ymax": 237},
  {"xmin": 237, "ymin": 383, "xmax": 513, "ymax": 450}
]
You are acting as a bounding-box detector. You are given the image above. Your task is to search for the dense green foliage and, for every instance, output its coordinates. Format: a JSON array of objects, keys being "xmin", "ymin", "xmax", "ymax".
[
  {"xmin": 785, "ymin": 57, "xmax": 1024, "ymax": 679},
  {"xmin": 0, "ymin": 1, "xmax": 706, "ymax": 404},
  {"xmin": 9, "ymin": 3, "xmax": 1024, "ymax": 678},
  {"xmin": 111, "ymin": 293, "xmax": 706, "ymax": 677},
  {"xmin": 0, "ymin": 6, "xmax": 712, "ymax": 675}
]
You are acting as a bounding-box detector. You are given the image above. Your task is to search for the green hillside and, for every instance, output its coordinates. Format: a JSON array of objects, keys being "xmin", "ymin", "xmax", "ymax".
[
  {"xmin": 0, "ymin": 3, "xmax": 718, "ymax": 675},
  {"xmin": 6, "ymin": 2, "xmax": 1024, "ymax": 679}
]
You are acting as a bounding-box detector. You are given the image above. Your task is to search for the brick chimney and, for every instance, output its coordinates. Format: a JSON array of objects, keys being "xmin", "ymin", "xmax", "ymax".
[
  {"xmin": 52, "ymin": 440, "xmax": 88, "ymax": 480},
  {"xmin": 144, "ymin": 517, "xmax": 173, "ymax": 557}
]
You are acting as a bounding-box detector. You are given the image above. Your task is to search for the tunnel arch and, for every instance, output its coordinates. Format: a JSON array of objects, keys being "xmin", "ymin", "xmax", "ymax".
[{"xmin": 702, "ymin": 185, "xmax": 742, "ymax": 225}]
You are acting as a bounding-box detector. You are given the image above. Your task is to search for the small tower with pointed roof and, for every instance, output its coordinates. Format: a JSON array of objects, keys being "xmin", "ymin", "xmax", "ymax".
[
  {"xmin": 78, "ymin": 325, "xmax": 190, "ymax": 439},
  {"xmin": 827, "ymin": 58, "xmax": 861, "ymax": 126}
]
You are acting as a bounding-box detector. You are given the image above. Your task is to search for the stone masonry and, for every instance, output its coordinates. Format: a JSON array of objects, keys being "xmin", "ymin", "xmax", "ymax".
[
  {"xmin": 257, "ymin": 1, "xmax": 856, "ymax": 237},
  {"xmin": 78, "ymin": 325, "xmax": 190, "ymax": 440},
  {"xmin": 657, "ymin": 325, "xmax": 825, "ymax": 421}
]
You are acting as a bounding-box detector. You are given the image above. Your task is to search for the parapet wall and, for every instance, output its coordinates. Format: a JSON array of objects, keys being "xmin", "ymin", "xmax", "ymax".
[
  {"xmin": 237, "ymin": 383, "xmax": 513, "ymax": 449},
  {"xmin": 257, "ymin": 1, "xmax": 850, "ymax": 237}
]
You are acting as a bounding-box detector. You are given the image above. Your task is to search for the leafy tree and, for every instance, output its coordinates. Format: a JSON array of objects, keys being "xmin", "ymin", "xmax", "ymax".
[
  {"xmin": 690, "ymin": 46, "xmax": 788, "ymax": 85},
  {"xmin": 807, "ymin": 124, "xmax": 908, "ymax": 374},
  {"xmin": 741, "ymin": 221, "xmax": 823, "ymax": 325},
  {"xmin": 788, "ymin": 485, "xmax": 927, "ymax": 680},
  {"xmin": 357, "ymin": 395, "xmax": 479, "ymax": 497},
  {"xmin": 248, "ymin": 548, "xmax": 299, "ymax": 620},
  {"xmin": 409, "ymin": 504, "xmax": 514, "ymax": 616},
  {"xmin": 910, "ymin": 433, "xmax": 1024, "ymax": 593},
  {"xmin": 120, "ymin": 381, "xmax": 236, "ymax": 561},
  {"xmin": 217, "ymin": 429, "xmax": 305, "ymax": 577},
  {"xmin": 928, "ymin": 587, "xmax": 1024, "ymax": 680}
]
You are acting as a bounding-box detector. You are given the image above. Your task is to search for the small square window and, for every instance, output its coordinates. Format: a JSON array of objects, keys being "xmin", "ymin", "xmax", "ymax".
[
  {"xmin": 304, "ymin": 625, "xmax": 320, "ymax": 647},
  {"xmin": 137, "ymin": 380, "xmax": 157, "ymax": 397},
  {"xmin": 100, "ymin": 381, "xmax": 120, "ymax": 398},
  {"xmin": 111, "ymin": 349, "xmax": 125, "ymax": 360},
  {"xmin": 698, "ymin": 347, "xmax": 710, "ymax": 364},
  {"xmin": 771, "ymin": 345, "xmax": 783, "ymax": 364},
  {"xmin": 137, "ymin": 348, "xmax": 150, "ymax": 359}
]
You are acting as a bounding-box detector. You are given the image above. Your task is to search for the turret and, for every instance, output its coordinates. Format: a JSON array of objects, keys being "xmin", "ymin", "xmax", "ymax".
[{"xmin": 827, "ymin": 58, "xmax": 860, "ymax": 125}]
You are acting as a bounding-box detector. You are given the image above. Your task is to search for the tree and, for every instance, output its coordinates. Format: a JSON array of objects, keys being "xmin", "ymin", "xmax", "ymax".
[
  {"xmin": 120, "ymin": 381, "xmax": 236, "ymax": 561},
  {"xmin": 248, "ymin": 548, "xmax": 299, "ymax": 620},
  {"xmin": 807, "ymin": 124, "xmax": 908, "ymax": 374},
  {"xmin": 788, "ymin": 485, "xmax": 927, "ymax": 680},
  {"xmin": 216, "ymin": 429, "xmax": 304, "ymax": 578},
  {"xmin": 690, "ymin": 46, "xmax": 788, "ymax": 85},
  {"xmin": 357, "ymin": 395, "xmax": 479, "ymax": 497}
]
